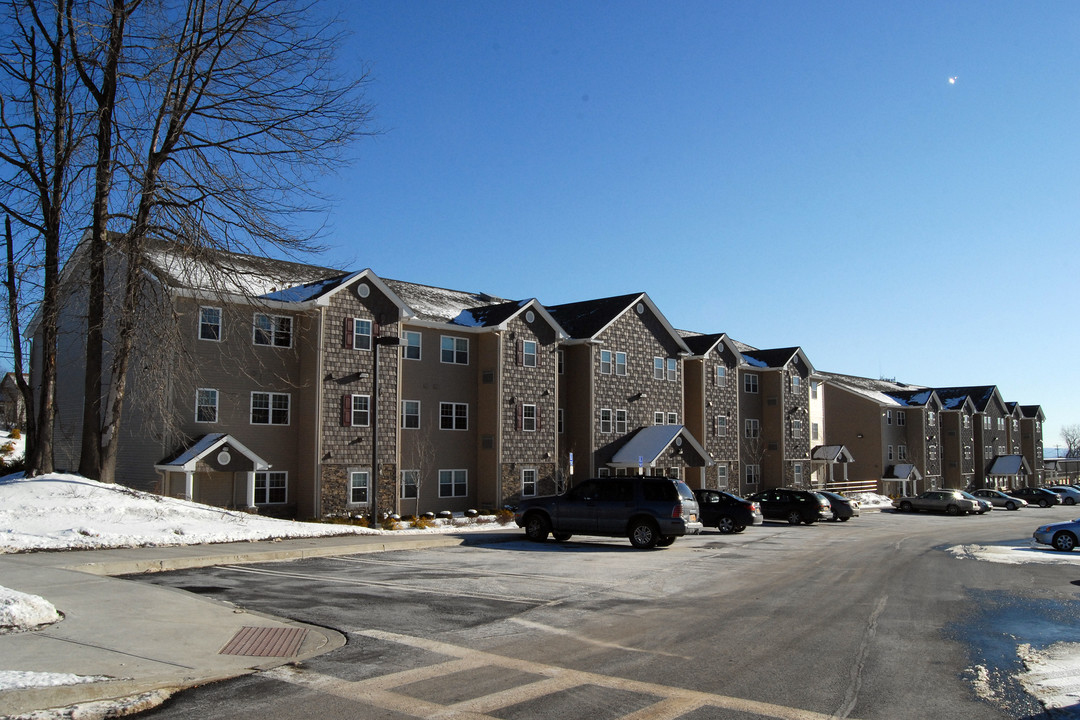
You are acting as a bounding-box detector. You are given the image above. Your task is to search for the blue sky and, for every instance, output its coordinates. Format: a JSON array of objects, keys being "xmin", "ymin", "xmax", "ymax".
[
  {"xmin": 311, "ymin": 1, "xmax": 1080, "ymax": 447},
  {"xmin": 302, "ymin": 1, "xmax": 1080, "ymax": 448}
]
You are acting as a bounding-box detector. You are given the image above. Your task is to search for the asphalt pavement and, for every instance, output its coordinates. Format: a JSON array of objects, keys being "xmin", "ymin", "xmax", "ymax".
[{"xmin": 0, "ymin": 531, "xmax": 521, "ymax": 718}]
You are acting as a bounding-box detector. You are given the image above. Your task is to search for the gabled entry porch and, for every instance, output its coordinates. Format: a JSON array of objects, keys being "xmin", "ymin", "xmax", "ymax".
[{"xmin": 155, "ymin": 433, "xmax": 271, "ymax": 510}]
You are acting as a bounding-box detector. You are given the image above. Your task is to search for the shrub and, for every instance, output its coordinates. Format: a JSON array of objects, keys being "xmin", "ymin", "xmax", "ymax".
[
  {"xmin": 495, "ymin": 508, "xmax": 515, "ymax": 525},
  {"xmin": 412, "ymin": 515, "xmax": 435, "ymax": 530},
  {"xmin": 10, "ymin": 428, "xmax": 21, "ymax": 439}
]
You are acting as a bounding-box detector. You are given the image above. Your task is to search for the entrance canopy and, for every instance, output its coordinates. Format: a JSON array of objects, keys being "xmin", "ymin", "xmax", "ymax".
[
  {"xmin": 156, "ymin": 433, "xmax": 270, "ymax": 472},
  {"xmin": 609, "ymin": 425, "xmax": 712, "ymax": 470}
]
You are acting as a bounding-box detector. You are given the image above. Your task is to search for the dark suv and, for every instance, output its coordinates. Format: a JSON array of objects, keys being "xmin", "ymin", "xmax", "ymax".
[
  {"xmin": 693, "ymin": 489, "xmax": 763, "ymax": 533},
  {"xmin": 746, "ymin": 488, "xmax": 833, "ymax": 525},
  {"xmin": 514, "ymin": 476, "xmax": 703, "ymax": 549}
]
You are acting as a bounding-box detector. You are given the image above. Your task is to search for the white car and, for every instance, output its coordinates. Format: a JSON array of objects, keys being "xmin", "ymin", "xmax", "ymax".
[
  {"xmin": 971, "ymin": 489, "xmax": 1028, "ymax": 510},
  {"xmin": 1048, "ymin": 486, "xmax": 1080, "ymax": 506}
]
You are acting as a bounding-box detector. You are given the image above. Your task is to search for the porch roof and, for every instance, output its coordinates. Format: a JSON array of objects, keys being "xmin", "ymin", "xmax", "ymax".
[
  {"xmin": 156, "ymin": 434, "xmax": 270, "ymax": 472},
  {"xmin": 883, "ymin": 464, "xmax": 923, "ymax": 481},
  {"xmin": 987, "ymin": 455, "xmax": 1032, "ymax": 476},
  {"xmin": 609, "ymin": 425, "xmax": 713, "ymax": 469}
]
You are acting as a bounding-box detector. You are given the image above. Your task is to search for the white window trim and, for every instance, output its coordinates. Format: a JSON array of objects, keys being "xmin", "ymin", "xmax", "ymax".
[
  {"xmin": 403, "ymin": 330, "xmax": 422, "ymax": 360},
  {"xmin": 199, "ymin": 306, "xmax": 222, "ymax": 342},
  {"xmin": 196, "ymin": 388, "xmax": 218, "ymax": 423},
  {"xmin": 402, "ymin": 400, "xmax": 420, "ymax": 429},
  {"xmin": 438, "ymin": 468, "xmax": 468, "ymax": 498},
  {"xmin": 348, "ymin": 469, "xmax": 370, "ymax": 505},
  {"xmin": 600, "ymin": 408, "xmax": 613, "ymax": 434},
  {"xmin": 615, "ymin": 409, "xmax": 628, "ymax": 434},
  {"xmin": 523, "ymin": 340, "xmax": 538, "ymax": 368},
  {"xmin": 254, "ymin": 471, "xmax": 288, "ymax": 505},
  {"xmin": 522, "ymin": 403, "xmax": 538, "ymax": 432},
  {"xmin": 521, "ymin": 468, "xmax": 537, "ymax": 497},
  {"xmin": 600, "ymin": 349, "xmax": 612, "ymax": 375},
  {"xmin": 744, "ymin": 373, "xmax": 759, "ymax": 394},
  {"xmin": 253, "ymin": 313, "xmax": 292, "ymax": 348},
  {"xmin": 440, "ymin": 402, "xmax": 468, "ymax": 431},
  {"xmin": 440, "ymin": 335, "xmax": 469, "ymax": 365},
  {"xmin": 352, "ymin": 318, "xmax": 373, "ymax": 351},
  {"xmin": 400, "ymin": 470, "xmax": 419, "ymax": 499},
  {"xmin": 350, "ymin": 394, "xmax": 371, "ymax": 427},
  {"xmin": 250, "ymin": 391, "xmax": 290, "ymax": 425},
  {"xmin": 615, "ymin": 352, "xmax": 627, "ymax": 376}
]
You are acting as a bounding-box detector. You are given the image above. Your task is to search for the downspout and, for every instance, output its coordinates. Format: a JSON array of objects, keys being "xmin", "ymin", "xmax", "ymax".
[
  {"xmin": 495, "ymin": 329, "xmax": 503, "ymax": 509},
  {"xmin": 313, "ymin": 305, "xmax": 325, "ymax": 518}
]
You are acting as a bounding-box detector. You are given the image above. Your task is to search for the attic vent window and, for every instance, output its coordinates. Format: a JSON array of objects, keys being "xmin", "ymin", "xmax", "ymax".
[
  {"xmin": 525, "ymin": 310, "xmax": 535, "ymax": 323},
  {"xmin": 636, "ymin": 303, "xmax": 645, "ymax": 314},
  {"xmin": 356, "ymin": 283, "xmax": 371, "ymax": 298}
]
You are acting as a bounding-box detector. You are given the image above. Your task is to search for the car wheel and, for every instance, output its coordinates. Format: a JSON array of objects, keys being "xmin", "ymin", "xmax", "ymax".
[
  {"xmin": 839, "ymin": 516, "xmax": 850, "ymax": 522},
  {"xmin": 1067, "ymin": 498, "xmax": 1076, "ymax": 506},
  {"xmin": 717, "ymin": 516, "xmax": 737, "ymax": 534},
  {"xmin": 656, "ymin": 535, "xmax": 676, "ymax": 547},
  {"xmin": 552, "ymin": 532, "xmax": 572, "ymax": 542},
  {"xmin": 899, "ymin": 501, "xmax": 913, "ymax": 512},
  {"xmin": 628, "ymin": 520, "xmax": 660, "ymax": 549},
  {"xmin": 1005, "ymin": 501, "xmax": 1017, "ymax": 511},
  {"xmin": 523, "ymin": 513, "xmax": 551, "ymax": 542},
  {"xmin": 1040, "ymin": 499, "xmax": 1050, "ymax": 508},
  {"xmin": 945, "ymin": 504, "xmax": 960, "ymax": 516},
  {"xmin": 733, "ymin": 525, "xmax": 747, "ymax": 533},
  {"xmin": 786, "ymin": 510, "xmax": 802, "ymax": 525},
  {"xmin": 1052, "ymin": 531, "xmax": 1078, "ymax": 552}
]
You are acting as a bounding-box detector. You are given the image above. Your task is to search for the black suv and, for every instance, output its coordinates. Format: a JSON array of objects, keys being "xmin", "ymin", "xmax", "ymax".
[
  {"xmin": 693, "ymin": 489, "xmax": 763, "ymax": 533},
  {"xmin": 514, "ymin": 476, "xmax": 703, "ymax": 549},
  {"xmin": 746, "ymin": 488, "xmax": 833, "ymax": 525}
]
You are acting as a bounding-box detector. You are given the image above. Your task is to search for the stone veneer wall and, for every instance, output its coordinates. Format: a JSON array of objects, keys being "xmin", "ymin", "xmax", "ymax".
[{"xmin": 501, "ymin": 462, "xmax": 557, "ymax": 505}]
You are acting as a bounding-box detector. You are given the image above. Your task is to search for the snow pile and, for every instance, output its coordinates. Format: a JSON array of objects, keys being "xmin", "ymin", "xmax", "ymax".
[
  {"xmin": 0, "ymin": 670, "xmax": 110, "ymax": 691},
  {"xmin": 947, "ymin": 542, "xmax": 1080, "ymax": 565},
  {"xmin": 0, "ymin": 585, "xmax": 61, "ymax": 633},
  {"xmin": 1018, "ymin": 642, "xmax": 1080, "ymax": 717},
  {"xmin": 1, "ymin": 428, "xmax": 25, "ymax": 465}
]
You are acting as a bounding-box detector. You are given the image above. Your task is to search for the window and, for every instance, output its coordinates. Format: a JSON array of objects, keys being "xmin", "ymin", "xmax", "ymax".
[
  {"xmin": 349, "ymin": 471, "xmax": 369, "ymax": 504},
  {"xmin": 963, "ymin": 445, "xmax": 972, "ymax": 460},
  {"xmin": 196, "ymin": 388, "xmax": 218, "ymax": 423},
  {"xmin": 929, "ymin": 445, "xmax": 938, "ymax": 460},
  {"xmin": 253, "ymin": 313, "xmax": 292, "ymax": 347},
  {"xmin": 668, "ymin": 467, "xmax": 680, "ymax": 479},
  {"xmin": 600, "ymin": 350, "xmax": 612, "ymax": 374},
  {"xmin": 615, "ymin": 409, "xmax": 627, "ymax": 434},
  {"xmin": 522, "ymin": 468, "xmax": 537, "ymax": 497},
  {"xmin": 744, "ymin": 373, "xmax": 759, "ymax": 393},
  {"xmin": 600, "ymin": 408, "xmax": 612, "ymax": 434},
  {"xmin": 746, "ymin": 464, "xmax": 760, "ymax": 484},
  {"xmin": 251, "ymin": 392, "xmax": 290, "ymax": 425},
  {"xmin": 653, "ymin": 357, "xmax": 664, "ymax": 379},
  {"xmin": 254, "ymin": 471, "xmax": 287, "ymax": 504},
  {"xmin": 716, "ymin": 366, "xmax": 727, "ymax": 387},
  {"xmin": 199, "ymin": 307, "xmax": 221, "ymax": 341},
  {"xmin": 963, "ymin": 415, "xmax": 970, "ymax": 429},
  {"xmin": 998, "ymin": 444, "xmax": 1006, "ymax": 454},
  {"xmin": 791, "ymin": 375, "xmax": 800, "ymax": 390},
  {"xmin": 403, "ymin": 330, "xmax": 421, "ymax": 360},
  {"xmin": 440, "ymin": 402, "xmax": 468, "ymax": 430},
  {"xmin": 810, "ymin": 381, "xmax": 819, "ymax": 399},
  {"xmin": 522, "ymin": 340, "xmax": 537, "ymax": 367},
  {"xmin": 615, "ymin": 352, "xmax": 627, "ymax": 376},
  {"xmin": 401, "ymin": 400, "xmax": 420, "ymax": 429},
  {"xmin": 812, "ymin": 422, "xmax": 820, "ymax": 441},
  {"xmin": 347, "ymin": 394, "xmax": 370, "ymax": 427},
  {"xmin": 887, "ymin": 445, "xmax": 894, "ymax": 461},
  {"xmin": 666, "ymin": 358, "xmax": 677, "ymax": 382},
  {"xmin": 654, "ymin": 411, "xmax": 665, "ymax": 425},
  {"xmin": 792, "ymin": 419, "xmax": 802, "ymax": 438},
  {"xmin": 558, "ymin": 408, "xmax": 565, "ymax": 434},
  {"xmin": 667, "ymin": 412, "xmax": 678, "ymax": 425},
  {"xmin": 997, "ymin": 417, "xmax": 1006, "ymax": 431},
  {"xmin": 898, "ymin": 445, "xmax": 907, "ymax": 460},
  {"xmin": 557, "ymin": 350, "xmax": 565, "ymax": 374},
  {"xmin": 400, "ymin": 470, "xmax": 418, "ymax": 499},
  {"xmin": 439, "ymin": 469, "xmax": 467, "ymax": 497},
  {"xmin": 898, "ymin": 411, "xmax": 906, "ymax": 427},
  {"xmin": 521, "ymin": 403, "xmax": 537, "ymax": 432},
  {"xmin": 717, "ymin": 464, "xmax": 728, "ymax": 485},
  {"xmin": 793, "ymin": 464, "xmax": 802, "ymax": 485},
  {"xmin": 350, "ymin": 318, "xmax": 372, "ymax": 351},
  {"xmin": 886, "ymin": 410, "xmax": 893, "ymax": 425},
  {"xmin": 440, "ymin": 336, "xmax": 469, "ymax": 364},
  {"xmin": 745, "ymin": 419, "xmax": 760, "ymax": 439},
  {"xmin": 984, "ymin": 444, "xmax": 992, "ymax": 458},
  {"xmin": 717, "ymin": 415, "xmax": 728, "ymax": 437},
  {"xmin": 928, "ymin": 411, "xmax": 936, "ymax": 425}
]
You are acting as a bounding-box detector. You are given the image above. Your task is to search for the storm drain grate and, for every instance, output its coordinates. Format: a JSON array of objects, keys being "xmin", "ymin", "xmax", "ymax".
[{"xmin": 220, "ymin": 626, "xmax": 308, "ymax": 657}]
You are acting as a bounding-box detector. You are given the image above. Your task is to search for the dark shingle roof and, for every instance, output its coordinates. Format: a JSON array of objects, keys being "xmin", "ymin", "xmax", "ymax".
[{"xmin": 546, "ymin": 293, "xmax": 643, "ymax": 339}]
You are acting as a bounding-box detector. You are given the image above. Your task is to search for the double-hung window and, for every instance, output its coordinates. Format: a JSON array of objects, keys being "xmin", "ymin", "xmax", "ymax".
[
  {"xmin": 898, "ymin": 411, "xmax": 906, "ymax": 426},
  {"xmin": 744, "ymin": 373, "xmax": 759, "ymax": 393},
  {"xmin": 898, "ymin": 445, "xmax": 907, "ymax": 460},
  {"xmin": 615, "ymin": 352, "xmax": 627, "ymax": 376},
  {"xmin": 440, "ymin": 402, "xmax": 468, "ymax": 430},
  {"xmin": 351, "ymin": 319, "xmax": 372, "ymax": 351},
  {"xmin": 403, "ymin": 330, "xmax": 421, "ymax": 360},
  {"xmin": 521, "ymin": 404, "xmax": 537, "ymax": 431},
  {"xmin": 615, "ymin": 409, "xmax": 628, "ymax": 434},
  {"xmin": 401, "ymin": 400, "xmax": 420, "ymax": 429},
  {"xmin": 196, "ymin": 388, "xmax": 218, "ymax": 423},
  {"xmin": 253, "ymin": 313, "xmax": 292, "ymax": 347},
  {"xmin": 716, "ymin": 366, "xmax": 727, "ymax": 387},
  {"xmin": 400, "ymin": 470, "xmax": 418, "ymax": 499},
  {"xmin": 666, "ymin": 358, "xmax": 677, "ymax": 382},
  {"xmin": 439, "ymin": 469, "xmax": 467, "ymax": 498},
  {"xmin": 600, "ymin": 409, "xmax": 612, "ymax": 434},
  {"xmin": 441, "ymin": 336, "xmax": 469, "ymax": 364},
  {"xmin": 349, "ymin": 471, "xmax": 369, "ymax": 504},
  {"xmin": 792, "ymin": 419, "xmax": 802, "ymax": 438},
  {"xmin": 199, "ymin": 307, "xmax": 221, "ymax": 341},
  {"xmin": 600, "ymin": 350, "xmax": 612, "ymax": 375},
  {"xmin": 347, "ymin": 394, "xmax": 370, "ymax": 427},
  {"xmin": 251, "ymin": 392, "xmax": 290, "ymax": 425},
  {"xmin": 522, "ymin": 468, "xmax": 537, "ymax": 497},
  {"xmin": 745, "ymin": 419, "xmax": 760, "ymax": 439},
  {"xmin": 522, "ymin": 341, "xmax": 537, "ymax": 367},
  {"xmin": 653, "ymin": 357, "xmax": 664, "ymax": 380},
  {"xmin": 254, "ymin": 471, "xmax": 287, "ymax": 504},
  {"xmin": 716, "ymin": 415, "xmax": 728, "ymax": 437}
]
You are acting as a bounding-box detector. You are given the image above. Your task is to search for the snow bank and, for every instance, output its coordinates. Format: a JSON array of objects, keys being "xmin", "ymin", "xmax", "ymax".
[
  {"xmin": 1018, "ymin": 642, "xmax": 1080, "ymax": 717},
  {"xmin": 947, "ymin": 542, "xmax": 1080, "ymax": 565},
  {"xmin": 0, "ymin": 585, "xmax": 61, "ymax": 633}
]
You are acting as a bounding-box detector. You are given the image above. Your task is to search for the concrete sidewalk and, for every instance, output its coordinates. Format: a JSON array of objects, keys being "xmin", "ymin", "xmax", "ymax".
[{"xmin": 0, "ymin": 531, "xmax": 520, "ymax": 718}]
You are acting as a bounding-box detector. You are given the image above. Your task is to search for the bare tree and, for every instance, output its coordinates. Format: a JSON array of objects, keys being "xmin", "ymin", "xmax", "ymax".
[{"xmin": 1062, "ymin": 425, "xmax": 1080, "ymax": 458}]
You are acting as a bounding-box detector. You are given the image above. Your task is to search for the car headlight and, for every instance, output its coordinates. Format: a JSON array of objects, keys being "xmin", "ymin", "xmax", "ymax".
[{"xmin": 1037, "ymin": 526, "xmax": 1050, "ymax": 533}]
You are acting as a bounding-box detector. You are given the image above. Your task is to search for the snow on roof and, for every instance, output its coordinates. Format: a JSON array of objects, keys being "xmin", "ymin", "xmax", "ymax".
[
  {"xmin": 820, "ymin": 372, "xmax": 926, "ymax": 407},
  {"xmin": 260, "ymin": 273, "xmax": 353, "ymax": 303},
  {"xmin": 383, "ymin": 278, "xmax": 509, "ymax": 323}
]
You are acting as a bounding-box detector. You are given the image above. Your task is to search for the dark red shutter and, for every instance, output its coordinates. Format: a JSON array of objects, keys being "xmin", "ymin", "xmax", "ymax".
[
  {"xmin": 517, "ymin": 339, "xmax": 523, "ymax": 366},
  {"xmin": 344, "ymin": 317, "xmax": 353, "ymax": 349},
  {"xmin": 516, "ymin": 402, "xmax": 523, "ymax": 430},
  {"xmin": 373, "ymin": 319, "xmax": 381, "ymax": 340},
  {"xmin": 342, "ymin": 395, "xmax": 352, "ymax": 426},
  {"xmin": 537, "ymin": 407, "xmax": 543, "ymax": 431}
]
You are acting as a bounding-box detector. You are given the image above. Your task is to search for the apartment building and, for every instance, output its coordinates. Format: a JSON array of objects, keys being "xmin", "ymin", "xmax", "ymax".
[{"xmin": 681, "ymin": 332, "xmax": 743, "ymax": 490}]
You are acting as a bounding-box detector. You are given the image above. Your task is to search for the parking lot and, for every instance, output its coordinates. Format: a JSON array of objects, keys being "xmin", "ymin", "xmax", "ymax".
[{"xmin": 133, "ymin": 506, "xmax": 1080, "ymax": 719}]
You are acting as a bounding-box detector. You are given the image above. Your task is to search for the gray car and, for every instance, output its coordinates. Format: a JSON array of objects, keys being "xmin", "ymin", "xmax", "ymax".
[
  {"xmin": 515, "ymin": 476, "xmax": 703, "ymax": 549},
  {"xmin": 892, "ymin": 490, "xmax": 977, "ymax": 516},
  {"xmin": 971, "ymin": 488, "xmax": 1028, "ymax": 510}
]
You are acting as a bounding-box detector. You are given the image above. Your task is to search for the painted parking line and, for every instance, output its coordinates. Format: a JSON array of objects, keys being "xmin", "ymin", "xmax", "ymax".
[{"xmin": 266, "ymin": 628, "xmax": 856, "ymax": 720}]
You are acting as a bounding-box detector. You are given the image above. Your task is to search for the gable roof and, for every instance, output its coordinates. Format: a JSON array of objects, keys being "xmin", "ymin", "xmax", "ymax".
[
  {"xmin": 741, "ymin": 347, "xmax": 816, "ymax": 374},
  {"xmin": 547, "ymin": 292, "xmax": 690, "ymax": 353},
  {"xmin": 987, "ymin": 455, "xmax": 1032, "ymax": 476},
  {"xmin": 1020, "ymin": 405, "xmax": 1046, "ymax": 421},
  {"xmin": 608, "ymin": 425, "xmax": 712, "ymax": 468},
  {"xmin": 934, "ymin": 386, "xmax": 1001, "ymax": 412}
]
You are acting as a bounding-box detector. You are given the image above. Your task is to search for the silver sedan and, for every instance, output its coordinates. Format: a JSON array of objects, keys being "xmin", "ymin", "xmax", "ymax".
[{"xmin": 971, "ymin": 489, "xmax": 1028, "ymax": 511}]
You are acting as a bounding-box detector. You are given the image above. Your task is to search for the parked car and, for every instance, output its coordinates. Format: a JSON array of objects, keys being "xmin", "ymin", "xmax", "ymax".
[
  {"xmin": 1033, "ymin": 517, "xmax": 1080, "ymax": 552},
  {"xmin": 959, "ymin": 491, "xmax": 993, "ymax": 515},
  {"xmin": 746, "ymin": 488, "xmax": 833, "ymax": 525},
  {"xmin": 892, "ymin": 490, "xmax": 977, "ymax": 515},
  {"xmin": 514, "ymin": 476, "xmax": 703, "ymax": 549},
  {"xmin": 971, "ymin": 489, "xmax": 1028, "ymax": 510},
  {"xmin": 1010, "ymin": 487, "xmax": 1063, "ymax": 508},
  {"xmin": 817, "ymin": 491, "xmax": 860, "ymax": 522},
  {"xmin": 1047, "ymin": 486, "xmax": 1080, "ymax": 506},
  {"xmin": 693, "ymin": 489, "xmax": 763, "ymax": 533}
]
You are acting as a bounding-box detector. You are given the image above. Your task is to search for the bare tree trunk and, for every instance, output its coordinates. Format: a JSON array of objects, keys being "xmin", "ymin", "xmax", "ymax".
[{"xmin": 4, "ymin": 216, "xmax": 37, "ymax": 467}]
